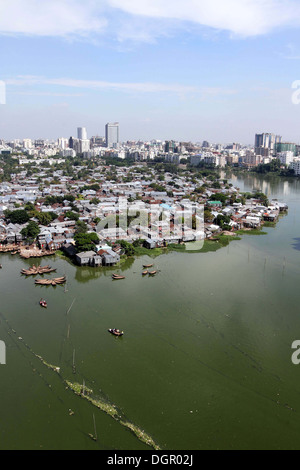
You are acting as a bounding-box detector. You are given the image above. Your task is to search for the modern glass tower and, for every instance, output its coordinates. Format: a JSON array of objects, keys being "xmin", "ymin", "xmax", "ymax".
[{"xmin": 105, "ymin": 123, "xmax": 119, "ymax": 148}]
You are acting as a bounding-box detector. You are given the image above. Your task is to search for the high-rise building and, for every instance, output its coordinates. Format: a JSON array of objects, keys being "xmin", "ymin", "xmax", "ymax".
[
  {"xmin": 34, "ymin": 139, "xmax": 45, "ymax": 148},
  {"xmin": 77, "ymin": 127, "xmax": 87, "ymax": 140},
  {"xmin": 90, "ymin": 136, "xmax": 106, "ymax": 147},
  {"xmin": 23, "ymin": 139, "xmax": 33, "ymax": 149},
  {"xmin": 276, "ymin": 142, "xmax": 297, "ymax": 155},
  {"xmin": 255, "ymin": 133, "xmax": 282, "ymax": 155},
  {"xmin": 165, "ymin": 140, "xmax": 177, "ymax": 153},
  {"xmin": 80, "ymin": 139, "xmax": 90, "ymax": 153},
  {"xmin": 69, "ymin": 137, "xmax": 75, "ymax": 149},
  {"xmin": 105, "ymin": 122, "xmax": 119, "ymax": 148},
  {"xmin": 58, "ymin": 138, "xmax": 68, "ymax": 150}
]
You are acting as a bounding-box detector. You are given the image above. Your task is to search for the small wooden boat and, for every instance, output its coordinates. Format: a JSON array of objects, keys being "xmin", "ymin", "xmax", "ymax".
[
  {"xmin": 21, "ymin": 265, "xmax": 56, "ymax": 276},
  {"xmin": 142, "ymin": 270, "xmax": 148, "ymax": 276},
  {"xmin": 35, "ymin": 276, "xmax": 66, "ymax": 286},
  {"xmin": 39, "ymin": 299, "xmax": 47, "ymax": 308},
  {"xmin": 148, "ymin": 271, "xmax": 157, "ymax": 276},
  {"xmin": 143, "ymin": 264, "xmax": 153, "ymax": 268},
  {"xmin": 108, "ymin": 329, "xmax": 124, "ymax": 337},
  {"xmin": 112, "ymin": 274, "xmax": 125, "ymax": 280}
]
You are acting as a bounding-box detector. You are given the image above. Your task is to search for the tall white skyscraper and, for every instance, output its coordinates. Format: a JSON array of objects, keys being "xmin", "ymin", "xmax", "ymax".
[
  {"xmin": 80, "ymin": 139, "xmax": 90, "ymax": 153},
  {"xmin": 58, "ymin": 137, "xmax": 68, "ymax": 150},
  {"xmin": 77, "ymin": 127, "xmax": 88, "ymax": 140},
  {"xmin": 105, "ymin": 122, "xmax": 119, "ymax": 148},
  {"xmin": 23, "ymin": 139, "xmax": 33, "ymax": 149}
]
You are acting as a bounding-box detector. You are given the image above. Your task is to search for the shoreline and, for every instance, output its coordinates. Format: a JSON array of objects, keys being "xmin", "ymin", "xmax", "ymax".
[{"xmin": 0, "ymin": 225, "xmax": 274, "ymax": 267}]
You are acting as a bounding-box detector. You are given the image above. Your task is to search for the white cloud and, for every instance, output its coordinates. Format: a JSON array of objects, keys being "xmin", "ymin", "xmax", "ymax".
[
  {"xmin": 5, "ymin": 75, "xmax": 238, "ymax": 97},
  {"xmin": 0, "ymin": 0, "xmax": 106, "ymax": 37},
  {"xmin": 6, "ymin": 75, "xmax": 197, "ymax": 94},
  {"xmin": 0, "ymin": 0, "xmax": 300, "ymax": 41},
  {"xmin": 108, "ymin": 0, "xmax": 300, "ymax": 37}
]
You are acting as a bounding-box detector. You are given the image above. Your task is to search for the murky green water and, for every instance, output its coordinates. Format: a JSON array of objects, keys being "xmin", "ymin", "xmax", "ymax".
[{"xmin": 1, "ymin": 173, "xmax": 300, "ymax": 450}]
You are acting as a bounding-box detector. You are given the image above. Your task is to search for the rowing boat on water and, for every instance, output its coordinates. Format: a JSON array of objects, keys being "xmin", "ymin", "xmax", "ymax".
[
  {"xmin": 112, "ymin": 274, "xmax": 125, "ymax": 280},
  {"xmin": 108, "ymin": 329, "xmax": 124, "ymax": 337},
  {"xmin": 143, "ymin": 264, "xmax": 153, "ymax": 268},
  {"xmin": 149, "ymin": 271, "xmax": 157, "ymax": 275}
]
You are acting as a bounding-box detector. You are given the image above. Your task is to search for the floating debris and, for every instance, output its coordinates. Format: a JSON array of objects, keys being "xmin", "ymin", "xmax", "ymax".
[
  {"xmin": 35, "ymin": 355, "xmax": 61, "ymax": 374},
  {"xmin": 119, "ymin": 421, "xmax": 161, "ymax": 450},
  {"xmin": 66, "ymin": 380, "xmax": 93, "ymax": 397}
]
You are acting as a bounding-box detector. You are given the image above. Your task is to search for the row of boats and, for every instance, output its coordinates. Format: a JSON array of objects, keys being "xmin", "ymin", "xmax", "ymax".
[
  {"xmin": 112, "ymin": 273, "xmax": 126, "ymax": 280},
  {"xmin": 35, "ymin": 276, "xmax": 66, "ymax": 286},
  {"xmin": 112, "ymin": 264, "xmax": 157, "ymax": 280},
  {"xmin": 21, "ymin": 265, "xmax": 56, "ymax": 276},
  {"xmin": 143, "ymin": 264, "xmax": 157, "ymax": 275}
]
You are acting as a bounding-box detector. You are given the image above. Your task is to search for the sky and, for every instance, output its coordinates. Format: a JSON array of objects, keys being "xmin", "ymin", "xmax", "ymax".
[{"xmin": 1, "ymin": 0, "xmax": 300, "ymax": 144}]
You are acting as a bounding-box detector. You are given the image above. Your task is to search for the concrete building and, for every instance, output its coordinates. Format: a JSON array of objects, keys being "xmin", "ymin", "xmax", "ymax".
[
  {"xmin": 106, "ymin": 123, "xmax": 120, "ymax": 148},
  {"xmin": 289, "ymin": 159, "xmax": 300, "ymax": 175},
  {"xmin": 278, "ymin": 151, "xmax": 295, "ymax": 166},
  {"xmin": 77, "ymin": 127, "xmax": 88, "ymax": 140},
  {"xmin": 255, "ymin": 133, "xmax": 282, "ymax": 156}
]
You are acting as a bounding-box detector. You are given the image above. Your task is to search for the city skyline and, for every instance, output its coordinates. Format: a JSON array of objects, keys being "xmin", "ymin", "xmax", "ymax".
[{"xmin": 1, "ymin": 1, "xmax": 300, "ymax": 143}]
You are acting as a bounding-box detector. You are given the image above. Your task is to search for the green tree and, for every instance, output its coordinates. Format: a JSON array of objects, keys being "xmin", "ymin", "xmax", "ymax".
[
  {"xmin": 204, "ymin": 210, "xmax": 214, "ymax": 223},
  {"xmin": 119, "ymin": 240, "xmax": 135, "ymax": 256},
  {"xmin": 209, "ymin": 193, "xmax": 228, "ymax": 206},
  {"xmin": 74, "ymin": 233, "xmax": 99, "ymax": 253},
  {"xmin": 36, "ymin": 212, "xmax": 56, "ymax": 226},
  {"xmin": 5, "ymin": 209, "xmax": 30, "ymax": 224},
  {"xmin": 216, "ymin": 214, "xmax": 231, "ymax": 229},
  {"xmin": 75, "ymin": 220, "xmax": 88, "ymax": 234},
  {"xmin": 65, "ymin": 211, "xmax": 79, "ymax": 221},
  {"xmin": 21, "ymin": 221, "xmax": 40, "ymax": 240},
  {"xmin": 90, "ymin": 198, "xmax": 100, "ymax": 205}
]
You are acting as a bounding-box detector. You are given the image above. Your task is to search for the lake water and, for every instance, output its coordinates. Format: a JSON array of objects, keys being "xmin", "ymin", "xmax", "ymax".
[{"xmin": 1, "ymin": 172, "xmax": 300, "ymax": 450}]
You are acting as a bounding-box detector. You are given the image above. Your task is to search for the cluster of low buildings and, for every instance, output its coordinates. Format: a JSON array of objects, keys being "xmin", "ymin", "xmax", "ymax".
[{"xmin": 0, "ymin": 151, "xmax": 289, "ymax": 267}]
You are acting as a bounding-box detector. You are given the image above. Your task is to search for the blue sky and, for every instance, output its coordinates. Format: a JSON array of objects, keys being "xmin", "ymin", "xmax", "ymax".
[{"xmin": 1, "ymin": 0, "xmax": 300, "ymax": 144}]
